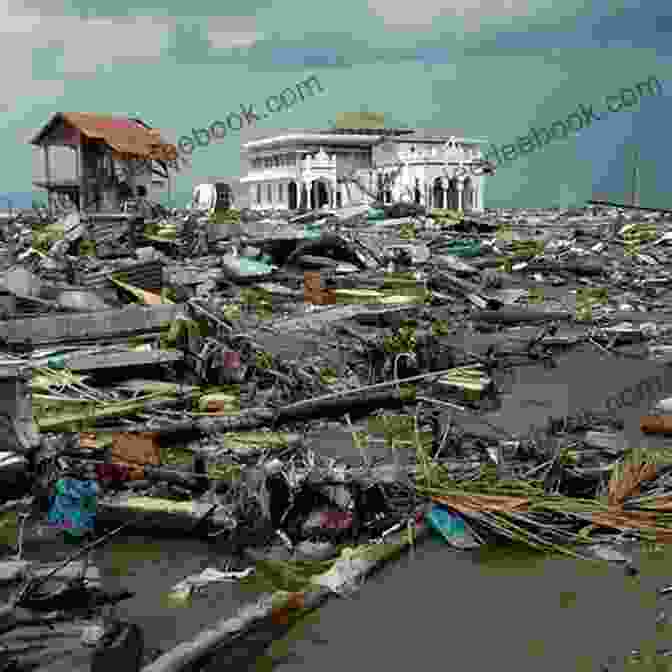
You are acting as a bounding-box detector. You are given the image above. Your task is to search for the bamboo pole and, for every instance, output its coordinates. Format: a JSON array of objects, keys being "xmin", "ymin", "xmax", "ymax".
[
  {"xmin": 278, "ymin": 366, "xmax": 468, "ymax": 412},
  {"xmin": 141, "ymin": 515, "xmax": 429, "ymax": 672}
]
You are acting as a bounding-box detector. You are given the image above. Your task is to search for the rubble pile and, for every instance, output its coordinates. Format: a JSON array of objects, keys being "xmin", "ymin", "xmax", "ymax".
[{"xmin": 3, "ymin": 198, "xmax": 672, "ymax": 669}]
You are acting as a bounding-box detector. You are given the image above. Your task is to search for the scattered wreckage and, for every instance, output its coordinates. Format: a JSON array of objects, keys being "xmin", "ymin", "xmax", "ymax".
[{"xmin": 2, "ymin": 195, "xmax": 672, "ymax": 669}]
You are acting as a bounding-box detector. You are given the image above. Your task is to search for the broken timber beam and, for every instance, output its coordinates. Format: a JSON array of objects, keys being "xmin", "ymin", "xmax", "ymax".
[
  {"xmin": 56, "ymin": 349, "xmax": 183, "ymax": 372},
  {"xmin": 0, "ymin": 304, "xmax": 185, "ymax": 346}
]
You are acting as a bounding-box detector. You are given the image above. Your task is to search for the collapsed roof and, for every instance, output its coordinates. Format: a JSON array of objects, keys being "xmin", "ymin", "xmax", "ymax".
[{"xmin": 30, "ymin": 112, "xmax": 178, "ymax": 163}]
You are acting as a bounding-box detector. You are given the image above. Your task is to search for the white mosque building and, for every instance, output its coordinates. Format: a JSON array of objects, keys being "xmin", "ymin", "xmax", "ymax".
[{"xmin": 240, "ymin": 121, "xmax": 491, "ymax": 213}]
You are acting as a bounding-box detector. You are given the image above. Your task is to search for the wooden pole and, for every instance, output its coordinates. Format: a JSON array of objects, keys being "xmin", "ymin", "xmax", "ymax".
[
  {"xmin": 43, "ymin": 144, "xmax": 52, "ymax": 218},
  {"xmin": 141, "ymin": 516, "xmax": 429, "ymax": 672},
  {"xmin": 167, "ymin": 164, "xmax": 172, "ymax": 208},
  {"xmin": 78, "ymin": 137, "xmax": 86, "ymax": 212}
]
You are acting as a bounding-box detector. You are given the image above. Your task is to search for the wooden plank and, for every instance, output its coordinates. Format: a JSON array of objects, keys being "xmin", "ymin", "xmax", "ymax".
[
  {"xmin": 0, "ymin": 304, "xmax": 185, "ymax": 345},
  {"xmin": 64, "ymin": 349, "xmax": 182, "ymax": 371},
  {"xmin": 266, "ymin": 303, "xmax": 377, "ymax": 333}
]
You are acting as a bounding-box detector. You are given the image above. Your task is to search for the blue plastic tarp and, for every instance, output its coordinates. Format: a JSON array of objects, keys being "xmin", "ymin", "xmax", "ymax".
[
  {"xmin": 48, "ymin": 478, "xmax": 99, "ymax": 537},
  {"xmin": 426, "ymin": 505, "xmax": 465, "ymax": 541}
]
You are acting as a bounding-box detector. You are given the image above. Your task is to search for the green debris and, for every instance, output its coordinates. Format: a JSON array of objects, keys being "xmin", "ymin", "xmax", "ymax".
[
  {"xmin": 528, "ymin": 287, "xmax": 545, "ymax": 304},
  {"xmin": 144, "ymin": 221, "xmax": 177, "ymax": 240},
  {"xmin": 398, "ymin": 222, "xmax": 416, "ymax": 239},
  {"xmin": 241, "ymin": 287, "xmax": 274, "ymax": 319},
  {"xmin": 110, "ymin": 277, "xmax": 168, "ymax": 305},
  {"xmin": 209, "ymin": 208, "xmax": 241, "ymax": 225},
  {"xmin": 496, "ymin": 224, "xmax": 514, "ymax": 241},
  {"xmin": 0, "ymin": 512, "xmax": 18, "ymax": 549},
  {"xmin": 304, "ymin": 222, "xmax": 322, "ymax": 240},
  {"xmin": 219, "ymin": 432, "xmax": 292, "ymax": 453},
  {"xmin": 206, "ymin": 462, "xmax": 242, "ymax": 482},
  {"xmin": 383, "ymin": 323, "xmax": 417, "ymax": 354},
  {"xmin": 77, "ymin": 239, "xmax": 96, "ymax": 256},
  {"xmin": 197, "ymin": 386, "xmax": 240, "ymax": 414},
  {"xmin": 367, "ymin": 414, "xmax": 432, "ymax": 454},
  {"xmin": 30, "ymin": 368, "xmax": 90, "ymax": 392},
  {"xmin": 319, "ymin": 367, "xmax": 338, "ymax": 385},
  {"xmin": 510, "ymin": 239, "xmax": 545, "ymax": 259},
  {"xmin": 437, "ymin": 366, "xmax": 492, "ymax": 395},
  {"xmin": 36, "ymin": 392, "xmax": 180, "ymax": 432},
  {"xmin": 161, "ymin": 317, "xmax": 201, "ymax": 349},
  {"xmin": 498, "ymin": 257, "xmax": 514, "ymax": 273},
  {"xmin": 161, "ymin": 446, "xmax": 194, "ymax": 467},
  {"xmin": 46, "ymin": 354, "xmax": 66, "ymax": 370},
  {"xmin": 32, "ymin": 222, "xmax": 65, "ymax": 253},
  {"xmin": 351, "ymin": 430, "xmax": 369, "ymax": 454},
  {"xmin": 577, "ymin": 287, "xmax": 608, "ymax": 304},
  {"xmin": 367, "ymin": 208, "xmax": 386, "ymax": 221},
  {"xmin": 32, "ymin": 395, "xmax": 96, "ymax": 424},
  {"xmin": 241, "ymin": 558, "xmax": 337, "ymax": 594},
  {"xmin": 576, "ymin": 287, "xmax": 608, "ymax": 321},
  {"xmin": 442, "ymin": 240, "xmax": 481, "ymax": 258},
  {"xmin": 255, "ymin": 350, "xmax": 273, "ymax": 370},
  {"xmin": 335, "ymin": 287, "xmax": 427, "ymax": 306},
  {"xmin": 221, "ymin": 303, "xmax": 242, "ymax": 322},
  {"xmin": 335, "ymin": 288, "xmax": 383, "ymax": 305},
  {"xmin": 160, "ymin": 287, "xmax": 175, "ymax": 303},
  {"xmin": 432, "ymin": 319, "xmax": 451, "ymax": 336},
  {"xmin": 383, "ymin": 271, "xmax": 418, "ymax": 289},
  {"xmin": 431, "ymin": 208, "xmax": 463, "ymax": 222}
]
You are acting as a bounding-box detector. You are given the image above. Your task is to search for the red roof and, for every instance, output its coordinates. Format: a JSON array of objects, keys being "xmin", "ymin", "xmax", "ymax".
[{"xmin": 31, "ymin": 112, "xmax": 178, "ymax": 162}]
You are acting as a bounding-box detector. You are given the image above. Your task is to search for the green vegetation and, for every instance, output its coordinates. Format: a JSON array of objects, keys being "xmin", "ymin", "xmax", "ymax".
[
  {"xmin": 319, "ymin": 367, "xmax": 338, "ymax": 385},
  {"xmin": 432, "ymin": 319, "xmax": 451, "ymax": 336},
  {"xmin": 255, "ymin": 350, "xmax": 273, "ymax": 370},
  {"xmin": 383, "ymin": 323, "xmax": 417, "ymax": 354},
  {"xmin": 241, "ymin": 287, "xmax": 274, "ymax": 320}
]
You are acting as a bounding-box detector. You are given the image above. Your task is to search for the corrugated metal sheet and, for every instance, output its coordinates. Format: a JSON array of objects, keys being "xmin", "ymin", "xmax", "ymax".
[
  {"xmin": 78, "ymin": 260, "xmax": 164, "ymax": 292},
  {"xmin": 114, "ymin": 260, "xmax": 164, "ymax": 291},
  {"xmin": 0, "ymin": 304, "xmax": 184, "ymax": 345}
]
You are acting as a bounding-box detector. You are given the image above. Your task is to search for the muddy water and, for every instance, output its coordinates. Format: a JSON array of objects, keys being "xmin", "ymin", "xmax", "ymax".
[
  {"xmin": 256, "ymin": 542, "xmax": 672, "ymax": 672},
  {"xmin": 24, "ymin": 340, "xmax": 671, "ymax": 669},
  {"xmin": 249, "ymin": 342, "xmax": 672, "ymax": 672},
  {"xmin": 13, "ymin": 530, "xmax": 261, "ymax": 664}
]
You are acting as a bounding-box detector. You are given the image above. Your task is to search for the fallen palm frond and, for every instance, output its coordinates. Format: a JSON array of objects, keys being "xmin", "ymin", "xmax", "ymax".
[
  {"xmin": 430, "ymin": 208, "xmax": 463, "ymax": 222},
  {"xmin": 435, "ymin": 366, "xmax": 492, "ymax": 394},
  {"xmin": 206, "ymin": 462, "xmax": 243, "ymax": 482},
  {"xmin": 510, "ymin": 239, "xmax": 545, "ymax": 259},
  {"xmin": 197, "ymin": 388, "xmax": 241, "ymax": 414},
  {"xmin": 608, "ymin": 447, "xmax": 659, "ymax": 506},
  {"xmin": 30, "ymin": 367, "xmax": 97, "ymax": 395},
  {"xmin": 32, "ymin": 223, "xmax": 65, "ymax": 253},
  {"xmin": 31, "ymin": 366, "xmax": 118, "ymax": 423},
  {"xmin": 241, "ymin": 558, "xmax": 338, "ymax": 595},
  {"xmin": 32, "ymin": 395, "xmax": 99, "ymax": 424},
  {"xmin": 216, "ymin": 431, "xmax": 298, "ymax": 454},
  {"xmin": 416, "ymin": 465, "xmax": 545, "ymax": 497},
  {"xmin": 413, "ymin": 417, "xmax": 440, "ymax": 489},
  {"xmin": 430, "ymin": 492, "xmax": 531, "ymax": 513},
  {"xmin": 144, "ymin": 221, "xmax": 177, "ymax": 240},
  {"xmin": 115, "ymin": 380, "xmax": 197, "ymax": 395},
  {"xmin": 161, "ymin": 317, "xmax": 202, "ymax": 349},
  {"xmin": 427, "ymin": 494, "xmax": 596, "ymax": 559},
  {"xmin": 415, "ymin": 466, "xmax": 672, "ymax": 555},
  {"xmin": 36, "ymin": 392, "xmax": 184, "ymax": 431}
]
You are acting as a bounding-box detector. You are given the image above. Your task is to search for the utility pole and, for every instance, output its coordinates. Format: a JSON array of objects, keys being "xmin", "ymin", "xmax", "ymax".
[{"xmin": 630, "ymin": 147, "xmax": 640, "ymax": 208}]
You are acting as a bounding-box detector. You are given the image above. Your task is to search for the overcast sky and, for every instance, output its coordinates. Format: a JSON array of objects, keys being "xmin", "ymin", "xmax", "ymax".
[{"xmin": 6, "ymin": 0, "xmax": 672, "ymax": 209}]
